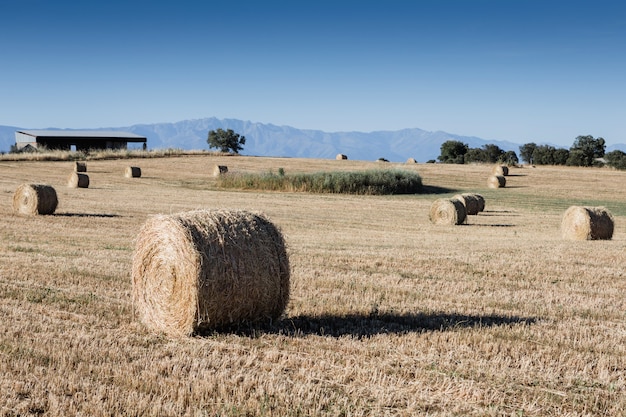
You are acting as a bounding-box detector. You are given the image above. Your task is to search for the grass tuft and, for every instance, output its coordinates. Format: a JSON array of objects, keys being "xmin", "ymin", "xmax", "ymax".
[{"xmin": 218, "ymin": 169, "xmax": 423, "ymax": 194}]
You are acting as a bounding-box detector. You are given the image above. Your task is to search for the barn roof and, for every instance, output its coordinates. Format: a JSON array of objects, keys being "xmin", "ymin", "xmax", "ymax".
[{"xmin": 17, "ymin": 130, "xmax": 146, "ymax": 141}]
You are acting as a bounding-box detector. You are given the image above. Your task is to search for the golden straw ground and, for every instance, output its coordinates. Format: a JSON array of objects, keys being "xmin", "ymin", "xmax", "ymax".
[{"xmin": 2, "ymin": 155, "xmax": 626, "ymax": 416}]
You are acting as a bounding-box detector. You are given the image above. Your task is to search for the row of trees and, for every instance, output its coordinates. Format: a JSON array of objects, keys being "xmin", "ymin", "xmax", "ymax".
[
  {"xmin": 438, "ymin": 135, "xmax": 626, "ymax": 170},
  {"xmin": 438, "ymin": 141, "xmax": 518, "ymax": 165},
  {"xmin": 207, "ymin": 128, "xmax": 626, "ymax": 170}
]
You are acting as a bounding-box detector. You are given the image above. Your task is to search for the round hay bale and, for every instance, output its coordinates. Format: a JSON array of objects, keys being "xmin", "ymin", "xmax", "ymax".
[
  {"xmin": 406, "ymin": 158, "xmax": 417, "ymax": 164},
  {"xmin": 561, "ymin": 206, "xmax": 614, "ymax": 241},
  {"xmin": 336, "ymin": 154, "xmax": 348, "ymax": 160},
  {"xmin": 453, "ymin": 193, "xmax": 482, "ymax": 215},
  {"xmin": 487, "ymin": 175, "xmax": 506, "ymax": 189},
  {"xmin": 68, "ymin": 172, "xmax": 89, "ymax": 188},
  {"xmin": 132, "ymin": 209, "xmax": 290, "ymax": 336},
  {"xmin": 492, "ymin": 165, "xmax": 509, "ymax": 176},
  {"xmin": 473, "ymin": 193, "xmax": 486, "ymax": 212},
  {"xmin": 125, "ymin": 166, "xmax": 142, "ymax": 178},
  {"xmin": 429, "ymin": 198, "xmax": 467, "ymax": 225},
  {"xmin": 12, "ymin": 184, "xmax": 58, "ymax": 215},
  {"xmin": 212, "ymin": 165, "xmax": 228, "ymax": 177},
  {"xmin": 74, "ymin": 162, "xmax": 87, "ymax": 172}
]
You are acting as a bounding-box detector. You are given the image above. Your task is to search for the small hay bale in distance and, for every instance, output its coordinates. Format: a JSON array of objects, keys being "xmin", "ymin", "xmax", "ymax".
[
  {"xmin": 453, "ymin": 193, "xmax": 484, "ymax": 215},
  {"xmin": 68, "ymin": 172, "xmax": 89, "ymax": 188},
  {"xmin": 125, "ymin": 166, "xmax": 142, "ymax": 178},
  {"xmin": 212, "ymin": 165, "xmax": 228, "ymax": 177},
  {"xmin": 406, "ymin": 157, "xmax": 417, "ymax": 164},
  {"xmin": 74, "ymin": 161, "xmax": 87, "ymax": 172},
  {"xmin": 429, "ymin": 198, "xmax": 467, "ymax": 225},
  {"xmin": 487, "ymin": 175, "xmax": 506, "ymax": 189},
  {"xmin": 336, "ymin": 154, "xmax": 348, "ymax": 160},
  {"xmin": 561, "ymin": 206, "xmax": 615, "ymax": 241},
  {"xmin": 492, "ymin": 165, "xmax": 509, "ymax": 176},
  {"xmin": 132, "ymin": 209, "xmax": 290, "ymax": 336},
  {"xmin": 12, "ymin": 183, "xmax": 58, "ymax": 215}
]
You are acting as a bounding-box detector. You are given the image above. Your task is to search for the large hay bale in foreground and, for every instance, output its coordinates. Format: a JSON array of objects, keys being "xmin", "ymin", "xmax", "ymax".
[
  {"xmin": 492, "ymin": 165, "xmax": 509, "ymax": 176},
  {"xmin": 429, "ymin": 198, "xmax": 467, "ymax": 225},
  {"xmin": 336, "ymin": 154, "xmax": 348, "ymax": 160},
  {"xmin": 132, "ymin": 209, "xmax": 290, "ymax": 336},
  {"xmin": 125, "ymin": 166, "xmax": 142, "ymax": 178},
  {"xmin": 74, "ymin": 162, "xmax": 87, "ymax": 172},
  {"xmin": 212, "ymin": 165, "xmax": 228, "ymax": 177},
  {"xmin": 68, "ymin": 172, "xmax": 89, "ymax": 188},
  {"xmin": 487, "ymin": 175, "xmax": 506, "ymax": 189},
  {"xmin": 561, "ymin": 206, "xmax": 614, "ymax": 241},
  {"xmin": 453, "ymin": 193, "xmax": 484, "ymax": 215},
  {"xmin": 12, "ymin": 184, "xmax": 58, "ymax": 215}
]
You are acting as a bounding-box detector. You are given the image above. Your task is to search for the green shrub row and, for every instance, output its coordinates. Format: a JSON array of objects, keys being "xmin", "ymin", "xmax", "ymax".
[{"xmin": 218, "ymin": 169, "xmax": 423, "ymax": 195}]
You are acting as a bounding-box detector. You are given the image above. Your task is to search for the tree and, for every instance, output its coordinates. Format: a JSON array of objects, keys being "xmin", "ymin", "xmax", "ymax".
[
  {"xmin": 207, "ymin": 128, "xmax": 246, "ymax": 153},
  {"xmin": 532, "ymin": 145, "xmax": 557, "ymax": 165},
  {"xmin": 438, "ymin": 140, "xmax": 468, "ymax": 164},
  {"xmin": 502, "ymin": 151, "xmax": 519, "ymax": 165},
  {"xmin": 552, "ymin": 148, "xmax": 570, "ymax": 165},
  {"xmin": 519, "ymin": 143, "xmax": 537, "ymax": 164},
  {"xmin": 605, "ymin": 150, "xmax": 626, "ymax": 170},
  {"xmin": 566, "ymin": 135, "xmax": 605, "ymax": 167},
  {"xmin": 464, "ymin": 147, "xmax": 488, "ymax": 163},
  {"xmin": 482, "ymin": 144, "xmax": 505, "ymax": 163}
]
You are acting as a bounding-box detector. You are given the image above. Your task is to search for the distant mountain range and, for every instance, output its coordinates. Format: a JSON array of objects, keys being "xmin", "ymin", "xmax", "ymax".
[{"xmin": 1, "ymin": 117, "xmax": 624, "ymax": 162}]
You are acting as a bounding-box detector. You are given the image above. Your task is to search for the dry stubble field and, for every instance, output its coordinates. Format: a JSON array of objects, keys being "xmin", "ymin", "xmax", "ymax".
[{"xmin": 1, "ymin": 154, "xmax": 625, "ymax": 416}]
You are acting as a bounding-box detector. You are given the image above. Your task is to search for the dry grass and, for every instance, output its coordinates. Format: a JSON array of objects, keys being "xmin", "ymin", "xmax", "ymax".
[{"xmin": 1, "ymin": 156, "xmax": 626, "ymax": 416}]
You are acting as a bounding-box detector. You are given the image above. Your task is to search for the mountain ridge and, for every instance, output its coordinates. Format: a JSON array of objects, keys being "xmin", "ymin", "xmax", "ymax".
[{"xmin": 1, "ymin": 117, "xmax": 624, "ymax": 162}]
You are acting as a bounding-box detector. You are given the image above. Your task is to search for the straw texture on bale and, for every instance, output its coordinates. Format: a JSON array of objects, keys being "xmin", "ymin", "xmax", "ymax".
[
  {"xmin": 212, "ymin": 165, "xmax": 228, "ymax": 177},
  {"xmin": 125, "ymin": 166, "xmax": 142, "ymax": 178},
  {"xmin": 453, "ymin": 193, "xmax": 484, "ymax": 215},
  {"xmin": 68, "ymin": 172, "xmax": 89, "ymax": 188},
  {"xmin": 406, "ymin": 158, "xmax": 417, "ymax": 164},
  {"xmin": 74, "ymin": 162, "xmax": 87, "ymax": 172},
  {"xmin": 429, "ymin": 198, "xmax": 467, "ymax": 225},
  {"xmin": 12, "ymin": 184, "xmax": 58, "ymax": 215},
  {"xmin": 336, "ymin": 154, "xmax": 348, "ymax": 160},
  {"xmin": 132, "ymin": 209, "xmax": 290, "ymax": 336},
  {"xmin": 492, "ymin": 165, "xmax": 509, "ymax": 176},
  {"xmin": 487, "ymin": 175, "xmax": 506, "ymax": 189},
  {"xmin": 561, "ymin": 206, "xmax": 615, "ymax": 241},
  {"xmin": 475, "ymin": 194, "xmax": 485, "ymax": 212}
]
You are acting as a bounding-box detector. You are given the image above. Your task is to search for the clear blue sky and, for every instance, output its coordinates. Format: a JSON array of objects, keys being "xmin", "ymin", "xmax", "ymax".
[{"xmin": 1, "ymin": 0, "xmax": 625, "ymax": 146}]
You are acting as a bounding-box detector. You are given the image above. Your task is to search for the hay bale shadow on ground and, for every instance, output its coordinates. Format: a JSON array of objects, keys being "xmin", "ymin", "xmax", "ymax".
[
  {"xmin": 197, "ymin": 312, "xmax": 537, "ymax": 339},
  {"xmin": 421, "ymin": 185, "xmax": 458, "ymax": 194}
]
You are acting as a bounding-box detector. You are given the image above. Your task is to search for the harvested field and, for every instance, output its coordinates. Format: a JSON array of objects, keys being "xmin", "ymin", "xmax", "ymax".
[{"xmin": 1, "ymin": 155, "xmax": 625, "ymax": 416}]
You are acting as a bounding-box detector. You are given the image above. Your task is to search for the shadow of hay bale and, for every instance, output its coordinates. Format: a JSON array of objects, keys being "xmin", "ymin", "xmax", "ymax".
[{"xmin": 197, "ymin": 312, "xmax": 537, "ymax": 339}]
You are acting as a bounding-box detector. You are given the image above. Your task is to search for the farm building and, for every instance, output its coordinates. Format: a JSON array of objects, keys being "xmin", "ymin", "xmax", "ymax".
[{"xmin": 14, "ymin": 130, "xmax": 147, "ymax": 151}]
